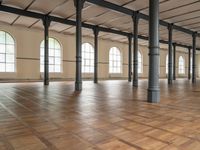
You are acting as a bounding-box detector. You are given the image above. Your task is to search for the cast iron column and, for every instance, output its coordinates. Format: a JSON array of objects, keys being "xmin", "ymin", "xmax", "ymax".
[
  {"xmin": 173, "ymin": 43, "xmax": 176, "ymax": 80},
  {"xmin": 93, "ymin": 26, "xmax": 99, "ymax": 83},
  {"xmin": 192, "ymin": 32, "xmax": 197, "ymax": 84},
  {"xmin": 188, "ymin": 47, "xmax": 191, "ymax": 80},
  {"xmin": 128, "ymin": 34, "xmax": 132, "ymax": 82},
  {"xmin": 133, "ymin": 11, "xmax": 139, "ymax": 87},
  {"xmin": 74, "ymin": 0, "xmax": 85, "ymax": 91},
  {"xmin": 147, "ymin": 0, "xmax": 160, "ymax": 103},
  {"xmin": 168, "ymin": 23, "xmax": 173, "ymax": 84},
  {"xmin": 43, "ymin": 16, "xmax": 51, "ymax": 86}
]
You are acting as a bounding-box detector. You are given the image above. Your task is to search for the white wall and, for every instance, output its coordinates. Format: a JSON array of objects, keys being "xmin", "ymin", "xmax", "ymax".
[{"xmin": 0, "ymin": 23, "xmax": 199, "ymax": 81}]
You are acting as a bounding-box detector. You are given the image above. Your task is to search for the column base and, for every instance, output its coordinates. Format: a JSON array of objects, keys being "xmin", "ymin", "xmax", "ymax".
[
  {"xmin": 75, "ymin": 81, "xmax": 82, "ymax": 91},
  {"xmin": 147, "ymin": 88, "xmax": 160, "ymax": 103},
  {"xmin": 132, "ymin": 80, "xmax": 138, "ymax": 87},
  {"xmin": 94, "ymin": 79, "xmax": 98, "ymax": 84},
  {"xmin": 192, "ymin": 79, "xmax": 196, "ymax": 84},
  {"xmin": 44, "ymin": 80, "xmax": 49, "ymax": 86},
  {"xmin": 168, "ymin": 79, "xmax": 173, "ymax": 84}
]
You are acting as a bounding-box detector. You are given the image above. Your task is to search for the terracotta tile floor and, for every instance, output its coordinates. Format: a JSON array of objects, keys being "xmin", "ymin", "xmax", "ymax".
[{"xmin": 0, "ymin": 79, "xmax": 199, "ymax": 150}]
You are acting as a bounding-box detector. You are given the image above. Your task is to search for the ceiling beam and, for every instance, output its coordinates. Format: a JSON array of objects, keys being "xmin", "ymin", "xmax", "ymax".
[
  {"xmin": 86, "ymin": 0, "xmax": 200, "ymax": 37},
  {"xmin": 0, "ymin": 4, "xmax": 199, "ymax": 51}
]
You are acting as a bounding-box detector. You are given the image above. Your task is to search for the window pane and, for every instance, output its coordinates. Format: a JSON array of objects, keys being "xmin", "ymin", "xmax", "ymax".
[
  {"xmin": 40, "ymin": 57, "xmax": 44, "ymax": 65},
  {"xmin": 0, "ymin": 44, "xmax": 5, "ymax": 53},
  {"xmin": 40, "ymin": 65, "xmax": 44, "ymax": 72},
  {"xmin": 6, "ymin": 45, "xmax": 14, "ymax": 54},
  {"xmin": 6, "ymin": 63, "xmax": 14, "ymax": 72},
  {"xmin": 0, "ymin": 63, "xmax": 5, "ymax": 72},
  {"xmin": 6, "ymin": 54, "xmax": 14, "ymax": 63},
  {"xmin": 55, "ymin": 41, "xmax": 60, "ymax": 49},
  {"xmin": 6, "ymin": 34, "xmax": 14, "ymax": 44},
  {"xmin": 0, "ymin": 31, "xmax": 5, "ymax": 43},
  {"xmin": 55, "ymin": 50, "xmax": 60, "ymax": 57},
  {"xmin": 49, "ymin": 65, "xmax": 54, "ymax": 72},
  {"xmin": 0, "ymin": 54, "xmax": 5, "ymax": 62},
  {"xmin": 49, "ymin": 38, "xmax": 54, "ymax": 49},
  {"xmin": 55, "ymin": 58, "xmax": 61, "ymax": 65},
  {"xmin": 49, "ymin": 49, "xmax": 54, "ymax": 56},
  {"xmin": 49, "ymin": 57, "xmax": 54, "ymax": 65},
  {"xmin": 55, "ymin": 65, "xmax": 61, "ymax": 72}
]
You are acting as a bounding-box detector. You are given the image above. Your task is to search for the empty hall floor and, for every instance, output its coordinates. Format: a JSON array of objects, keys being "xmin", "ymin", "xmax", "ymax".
[{"xmin": 0, "ymin": 79, "xmax": 200, "ymax": 150}]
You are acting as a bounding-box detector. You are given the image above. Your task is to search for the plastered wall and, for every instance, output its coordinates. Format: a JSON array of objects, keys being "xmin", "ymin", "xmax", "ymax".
[{"xmin": 0, "ymin": 23, "xmax": 199, "ymax": 80}]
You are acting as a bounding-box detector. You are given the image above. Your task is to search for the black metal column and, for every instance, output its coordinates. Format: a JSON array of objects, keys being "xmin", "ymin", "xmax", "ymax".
[
  {"xmin": 173, "ymin": 43, "xmax": 176, "ymax": 80},
  {"xmin": 188, "ymin": 47, "xmax": 191, "ymax": 80},
  {"xmin": 192, "ymin": 32, "xmax": 197, "ymax": 84},
  {"xmin": 168, "ymin": 24, "xmax": 173, "ymax": 84},
  {"xmin": 147, "ymin": 0, "xmax": 160, "ymax": 103},
  {"xmin": 133, "ymin": 12, "xmax": 139, "ymax": 87},
  {"xmin": 74, "ymin": 0, "xmax": 85, "ymax": 91},
  {"xmin": 93, "ymin": 26, "xmax": 99, "ymax": 83},
  {"xmin": 42, "ymin": 16, "xmax": 51, "ymax": 86},
  {"xmin": 128, "ymin": 34, "xmax": 132, "ymax": 82}
]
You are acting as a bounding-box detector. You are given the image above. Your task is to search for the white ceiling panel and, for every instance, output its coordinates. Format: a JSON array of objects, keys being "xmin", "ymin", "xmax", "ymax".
[
  {"xmin": 28, "ymin": 0, "xmax": 67, "ymax": 14},
  {"xmin": 14, "ymin": 16, "xmax": 39, "ymax": 27},
  {"xmin": 2, "ymin": 0, "xmax": 34, "ymax": 9},
  {"xmin": 0, "ymin": 12, "xmax": 18, "ymax": 24}
]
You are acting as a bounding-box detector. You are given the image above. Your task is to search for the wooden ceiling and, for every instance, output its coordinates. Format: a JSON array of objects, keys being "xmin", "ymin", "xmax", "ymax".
[{"xmin": 0, "ymin": 0, "xmax": 200, "ymax": 49}]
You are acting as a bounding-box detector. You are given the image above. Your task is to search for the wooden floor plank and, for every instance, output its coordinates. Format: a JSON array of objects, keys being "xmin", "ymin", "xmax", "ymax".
[{"xmin": 0, "ymin": 79, "xmax": 199, "ymax": 150}]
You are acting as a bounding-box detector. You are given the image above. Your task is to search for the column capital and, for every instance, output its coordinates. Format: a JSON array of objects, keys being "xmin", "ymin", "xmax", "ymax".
[
  {"xmin": 42, "ymin": 15, "xmax": 51, "ymax": 27},
  {"xmin": 93, "ymin": 26, "xmax": 99, "ymax": 36},
  {"xmin": 192, "ymin": 31, "xmax": 197, "ymax": 38},
  {"xmin": 132, "ymin": 11, "xmax": 140, "ymax": 23},
  {"xmin": 74, "ymin": 0, "xmax": 86, "ymax": 9},
  {"xmin": 167, "ymin": 23, "xmax": 173, "ymax": 30}
]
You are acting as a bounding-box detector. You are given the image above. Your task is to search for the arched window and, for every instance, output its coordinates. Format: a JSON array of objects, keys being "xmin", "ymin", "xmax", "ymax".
[
  {"xmin": 166, "ymin": 55, "xmax": 168, "ymax": 74},
  {"xmin": 40, "ymin": 38, "xmax": 61, "ymax": 72},
  {"xmin": 0, "ymin": 31, "xmax": 15, "ymax": 72},
  {"xmin": 138, "ymin": 51, "xmax": 143, "ymax": 73},
  {"xmin": 82, "ymin": 43, "xmax": 94, "ymax": 73},
  {"xmin": 178, "ymin": 56, "xmax": 185, "ymax": 74},
  {"xmin": 109, "ymin": 47, "xmax": 121, "ymax": 73}
]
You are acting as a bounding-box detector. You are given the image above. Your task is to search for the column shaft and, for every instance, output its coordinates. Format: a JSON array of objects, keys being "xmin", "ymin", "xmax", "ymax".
[
  {"xmin": 133, "ymin": 12, "xmax": 139, "ymax": 87},
  {"xmin": 128, "ymin": 35, "xmax": 132, "ymax": 82},
  {"xmin": 192, "ymin": 32, "xmax": 197, "ymax": 84},
  {"xmin": 188, "ymin": 48, "xmax": 191, "ymax": 80},
  {"xmin": 74, "ymin": 0, "xmax": 84, "ymax": 91},
  {"xmin": 43, "ymin": 16, "xmax": 50, "ymax": 86},
  {"xmin": 93, "ymin": 26, "xmax": 99, "ymax": 83},
  {"xmin": 147, "ymin": 0, "xmax": 160, "ymax": 103},
  {"xmin": 173, "ymin": 43, "xmax": 176, "ymax": 80},
  {"xmin": 168, "ymin": 24, "xmax": 173, "ymax": 84}
]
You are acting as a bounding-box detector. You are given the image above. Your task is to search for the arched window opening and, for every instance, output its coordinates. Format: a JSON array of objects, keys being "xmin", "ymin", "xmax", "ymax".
[
  {"xmin": 0, "ymin": 31, "xmax": 15, "ymax": 72},
  {"xmin": 40, "ymin": 38, "xmax": 62, "ymax": 73},
  {"xmin": 166, "ymin": 55, "xmax": 168, "ymax": 74},
  {"xmin": 109, "ymin": 47, "xmax": 122, "ymax": 73},
  {"xmin": 82, "ymin": 43, "xmax": 94, "ymax": 73},
  {"xmin": 178, "ymin": 56, "xmax": 185, "ymax": 74},
  {"xmin": 138, "ymin": 51, "xmax": 143, "ymax": 74}
]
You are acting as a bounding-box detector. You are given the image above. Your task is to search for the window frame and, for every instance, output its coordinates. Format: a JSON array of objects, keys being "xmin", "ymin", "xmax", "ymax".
[
  {"xmin": 178, "ymin": 56, "xmax": 185, "ymax": 74},
  {"xmin": 138, "ymin": 51, "xmax": 143, "ymax": 74},
  {"xmin": 0, "ymin": 30, "xmax": 16, "ymax": 73},
  {"xmin": 109, "ymin": 47, "xmax": 122, "ymax": 74},
  {"xmin": 82, "ymin": 42, "xmax": 94, "ymax": 73},
  {"xmin": 40, "ymin": 37, "xmax": 62, "ymax": 73}
]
